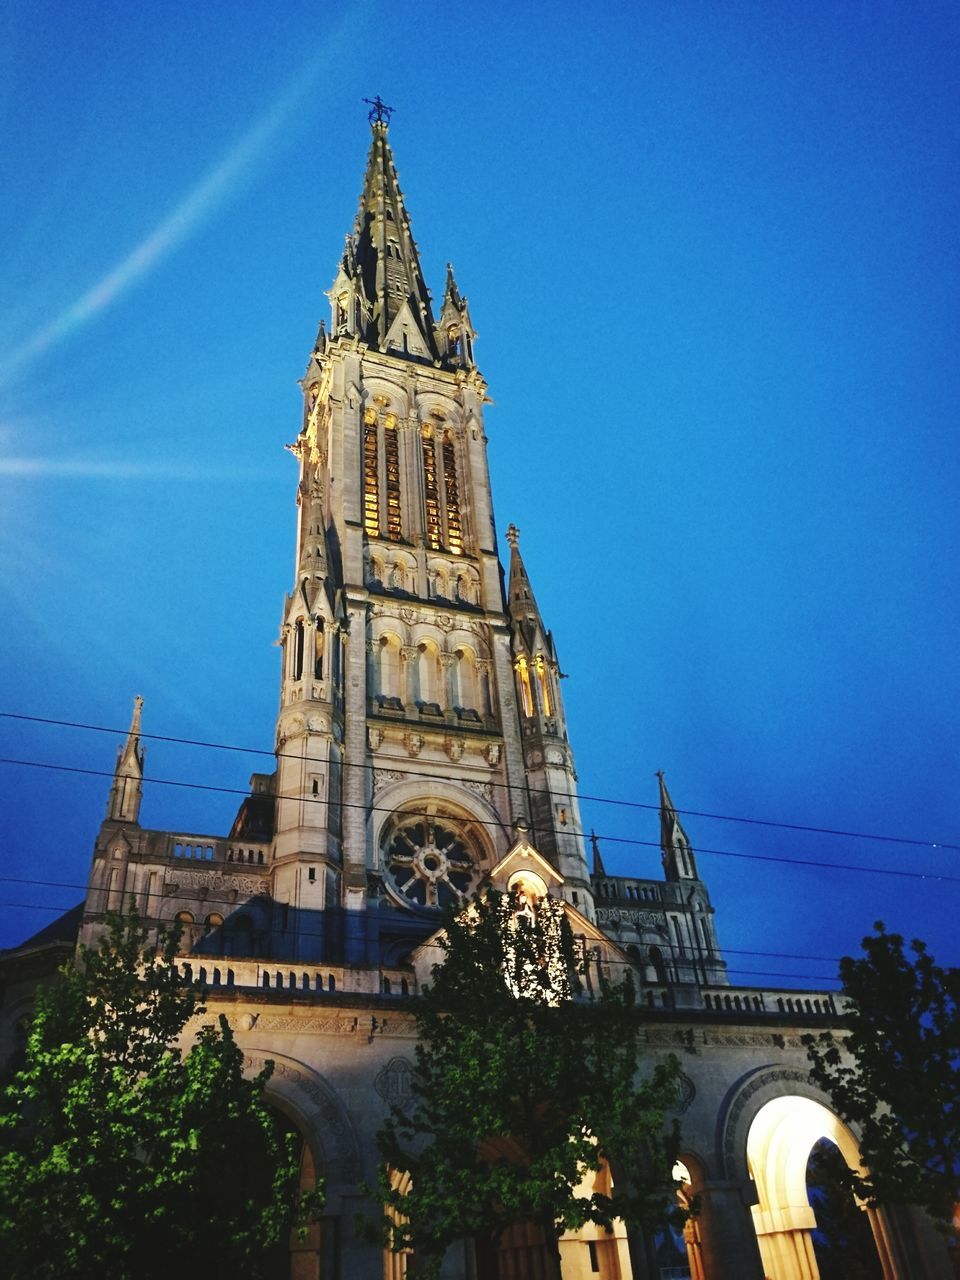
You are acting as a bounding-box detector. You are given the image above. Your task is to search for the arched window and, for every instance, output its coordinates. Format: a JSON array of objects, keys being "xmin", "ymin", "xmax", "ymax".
[
  {"xmin": 363, "ymin": 409, "xmax": 380, "ymax": 537},
  {"xmin": 421, "ymin": 426, "xmax": 441, "ymax": 550},
  {"xmin": 379, "ymin": 634, "xmax": 403, "ymax": 702},
  {"xmin": 416, "ymin": 640, "xmax": 441, "ymax": 707},
  {"xmin": 314, "ymin": 618, "xmax": 324, "ymax": 679},
  {"xmin": 383, "ymin": 415, "xmax": 402, "ymax": 541},
  {"xmin": 649, "ymin": 946, "xmax": 667, "ymax": 984},
  {"xmin": 534, "ymin": 655, "xmax": 551, "ymax": 716},
  {"xmin": 516, "ymin": 657, "xmax": 534, "ymax": 717},
  {"xmin": 455, "ymin": 647, "xmax": 477, "ymax": 710},
  {"xmin": 441, "ymin": 432, "xmax": 463, "ymax": 554},
  {"xmin": 293, "ymin": 619, "xmax": 305, "ymax": 680}
]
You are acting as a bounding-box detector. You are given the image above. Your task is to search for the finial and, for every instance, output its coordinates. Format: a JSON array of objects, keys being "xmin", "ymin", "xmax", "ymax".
[
  {"xmin": 131, "ymin": 695, "xmax": 143, "ymax": 732},
  {"xmin": 363, "ymin": 94, "xmax": 394, "ymax": 125},
  {"xmin": 506, "ymin": 523, "xmax": 520, "ymax": 549}
]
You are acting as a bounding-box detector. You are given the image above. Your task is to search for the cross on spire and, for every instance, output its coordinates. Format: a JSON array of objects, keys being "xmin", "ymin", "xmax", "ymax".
[{"xmin": 363, "ymin": 95, "xmax": 394, "ymax": 124}]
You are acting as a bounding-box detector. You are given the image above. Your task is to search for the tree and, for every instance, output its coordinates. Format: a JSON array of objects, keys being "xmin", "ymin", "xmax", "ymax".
[
  {"xmin": 806, "ymin": 1139, "xmax": 884, "ymax": 1280},
  {"xmin": 805, "ymin": 923, "xmax": 959, "ymax": 1234},
  {"xmin": 375, "ymin": 887, "xmax": 684, "ymax": 1279},
  {"xmin": 0, "ymin": 908, "xmax": 322, "ymax": 1279}
]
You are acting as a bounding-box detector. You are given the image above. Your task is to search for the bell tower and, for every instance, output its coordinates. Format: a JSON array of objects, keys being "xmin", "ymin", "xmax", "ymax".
[{"xmin": 272, "ymin": 105, "xmax": 594, "ymax": 957}]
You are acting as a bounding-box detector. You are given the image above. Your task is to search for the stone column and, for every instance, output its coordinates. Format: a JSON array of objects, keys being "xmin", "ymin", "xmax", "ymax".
[{"xmin": 696, "ymin": 1180, "xmax": 765, "ymax": 1279}]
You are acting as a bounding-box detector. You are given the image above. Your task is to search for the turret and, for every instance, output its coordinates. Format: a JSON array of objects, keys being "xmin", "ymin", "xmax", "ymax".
[
  {"xmin": 506, "ymin": 525, "xmax": 594, "ymax": 918},
  {"xmin": 436, "ymin": 263, "xmax": 477, "ymax": 369}
]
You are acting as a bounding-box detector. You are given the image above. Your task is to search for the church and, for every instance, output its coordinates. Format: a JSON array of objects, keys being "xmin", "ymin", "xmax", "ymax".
[{"xmin": 1, "ymin": 107, "xmax": 951, "ymax": 1280}]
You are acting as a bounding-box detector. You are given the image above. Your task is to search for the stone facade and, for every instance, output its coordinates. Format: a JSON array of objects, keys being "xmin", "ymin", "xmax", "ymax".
[{"xmin": 1, "ymin": 115, "xmax": 952, "ymax": 1280}]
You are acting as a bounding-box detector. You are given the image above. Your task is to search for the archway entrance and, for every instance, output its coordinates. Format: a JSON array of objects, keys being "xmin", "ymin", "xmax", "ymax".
[
  {"xmin": 745, "ymin": 1095, "xmax": 895, "ymax": 1280},
  {"xmin": 264, "ymin": 1111, "xmax": 328, "ymax": 1279}
]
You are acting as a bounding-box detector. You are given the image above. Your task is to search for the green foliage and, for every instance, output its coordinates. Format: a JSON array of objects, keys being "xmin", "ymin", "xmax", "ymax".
[
  {"xmin": 805, "ymin": 923, "xmax": 960, "ymax": 1229},
  {"xmin": 375, "ymin": 889, "xmax": 683, "ymax": 1278},
  {"xmin": 0, "ymin": 908, "xmax": 323, "ymax": 1279},
  {"xmin": 806, "ymin": 1139, "xmax": 884, "ymax": 1280}
]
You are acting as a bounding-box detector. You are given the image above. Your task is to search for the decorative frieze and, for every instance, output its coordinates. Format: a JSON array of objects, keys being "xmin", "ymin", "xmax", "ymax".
[
  {"xmin": 596, "ymin": 907, "xmax": 667, "ymax": 929},
  {"xmin": 166, "ymin": 870, "xmax": 269, "ymax": 895}
]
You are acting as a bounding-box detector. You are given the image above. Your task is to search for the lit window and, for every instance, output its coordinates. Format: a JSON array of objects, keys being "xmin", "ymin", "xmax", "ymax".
[{"xmin": 363, "ymin": 410, "xmax": 380, "ymax": 538}]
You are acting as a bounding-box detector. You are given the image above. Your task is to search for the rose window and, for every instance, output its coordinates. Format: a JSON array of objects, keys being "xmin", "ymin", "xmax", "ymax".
[{"xmin": 385, "ymin": 817, "xmax": 477, "ymax": 909}]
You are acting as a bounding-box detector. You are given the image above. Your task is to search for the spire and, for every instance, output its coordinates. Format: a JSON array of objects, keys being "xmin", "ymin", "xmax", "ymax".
[
  {"xmin": 443, "ymin": 262, "xmax": 463, "ymax": 310},
  {"xmin": 337, "ymin": 116, "xmax": 438, "ymax": 358},
  {"xmin": 506, "ymin": 524, "xmax": 548, "ymax": 650},
  {"xmin": 106, "ymin": 696, "xmax": 144, "ymax": 824},
  {"xmin": 437, "ymin": 262, "xmax": 477, "ymax": 368},
  {"xmin": 657, "ymin": 771, "xmax": 698, "ymax": 881}
]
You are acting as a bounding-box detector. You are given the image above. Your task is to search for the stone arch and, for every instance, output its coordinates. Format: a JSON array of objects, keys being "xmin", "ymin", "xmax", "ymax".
[
  {"xmin": 369, "ymin": 776, "xmax": 507, "ymax": 866},
  {"xmin": 719, "ymin": 1067, "xmax": 900, "ymax": 1280},
  {"xmin": 239, "ymin": 1048, "xmax": 360, "ymax": 1190},
  {"xmin": 674, "ymin": 1153, "xmax": 708, "ymax": 1280}
]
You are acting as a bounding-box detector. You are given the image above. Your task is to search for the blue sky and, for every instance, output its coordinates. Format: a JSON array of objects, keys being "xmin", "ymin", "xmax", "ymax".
[{"xmin": 1, "ymin": 1, "xmax": 957, "ymax": 986}]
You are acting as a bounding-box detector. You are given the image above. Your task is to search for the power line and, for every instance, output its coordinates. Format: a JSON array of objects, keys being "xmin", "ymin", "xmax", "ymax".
[
  {"xmin": 0, "ymin": 898, "xmax": 842, "ymax": 987},
  {"xmin": 0, "ymin": 873, "xmax": 847, "ymax": 969},
  {"xmin": 2, "ymin": 753, "xmax": 959, "ymax": 885},
  {"xmin": 2, "ymin": 710, "xmax": 955, "ymax": 854}
]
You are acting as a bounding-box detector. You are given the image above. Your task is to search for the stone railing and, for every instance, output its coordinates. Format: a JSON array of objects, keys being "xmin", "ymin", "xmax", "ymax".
[
  {"xmin": 167, "ymin": 836, "xmax": 271, "ymax": 868},
  {"xmin": 175, "ymin": 958, "xmax": 414, "ymax": 999}
]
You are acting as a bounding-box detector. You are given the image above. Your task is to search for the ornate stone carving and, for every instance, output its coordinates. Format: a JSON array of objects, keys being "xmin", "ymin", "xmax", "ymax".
[
  {"xmin": 444, "ymin": 736, "xmax": 465, "ymax": 762},
  {"xmin": 434, "ymin": 613, "xmax": 455, "ymax": 633},
  {"xmin": 253, "ymin": 1015, "xmax": 359, "ymax": 1034},
  {"xmin": 596, "ymin": 907, "xmax": 668, "ymax": 929},
  {"xmin": 673, "ymin": 1070, "xmax": 696, "ymax": 1114},
  {"xmin": 368, "ymin": 727, "xmax": 384, "ymax": 751},
  {"xmin": 485, "ymin": 743, "xmax": 501, "ymax": 767},
  {"xmin": 403, "ymin": 732, "xmax": 424, "ymax": 757},
  {"xmin": 374, "ymin": 1055, "xmax": 416, "ymax": 1109},
  {"xmin": 373, "ymin": 768, "xmax": 403, "ymax": 793},
  {"xmin": 166, "ymin": 870, "xmax": 269, "ymax": 895},
  {"xmin": 463, "ymin": 780, "xmax": 493, "ymax": 803}
]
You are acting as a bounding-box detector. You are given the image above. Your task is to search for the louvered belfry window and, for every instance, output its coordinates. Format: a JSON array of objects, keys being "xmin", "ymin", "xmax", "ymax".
[
  {"xmin": 384, "ymin": 415, "xmax": 402, "ymax": 541},
  {"xmin": 422, "ymin": 426, "xmax": 442, "ymax": 550},
  {"xmin": 442, "ymin": 432, "xmax": 463, "ymax": 554},
  {"xmin": 363, "ymin": 410, "xmax": 380, "ymax": 538}
]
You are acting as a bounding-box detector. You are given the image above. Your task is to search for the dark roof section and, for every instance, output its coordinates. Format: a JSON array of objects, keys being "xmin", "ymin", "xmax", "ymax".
[{"xmin": 6, "ymin": 901, "xmax": 84, "ymax": 953}]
